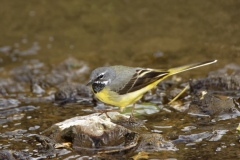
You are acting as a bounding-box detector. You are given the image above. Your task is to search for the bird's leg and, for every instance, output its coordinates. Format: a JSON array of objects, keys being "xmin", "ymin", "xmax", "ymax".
[
  {"xmin": 97, "ymin": 109, "xmax": 120, "ymax": 119},
  {"xmin": 97, "ymin": 110, "xmax": 111, "ymax": 118},
  {"xmin": 128, "ymin": 103, "xmax": 136, "ymax": 123}
]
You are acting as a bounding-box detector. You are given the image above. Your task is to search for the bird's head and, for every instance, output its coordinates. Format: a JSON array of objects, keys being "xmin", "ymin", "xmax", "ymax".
[{"xmin": 86, "ymin": 67, "xmax": 115, "ymax": 93}]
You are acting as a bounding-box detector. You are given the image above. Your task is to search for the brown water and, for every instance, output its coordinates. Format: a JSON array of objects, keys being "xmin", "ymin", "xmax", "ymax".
[{"xmin": 1, "ymin": 0, "xmax": 240, "ymax": 159}]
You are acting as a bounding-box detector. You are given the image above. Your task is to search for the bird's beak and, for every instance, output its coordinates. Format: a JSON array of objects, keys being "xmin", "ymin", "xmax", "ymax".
[{"xmin": 86, "ymin": 79, "xmax": 93, "ymax": 86}]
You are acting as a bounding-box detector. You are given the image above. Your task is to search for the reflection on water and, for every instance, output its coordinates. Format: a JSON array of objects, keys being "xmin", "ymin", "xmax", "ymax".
[{"xmin": 1, "ymin": 0, "xmax": 240, "ymax": 159}]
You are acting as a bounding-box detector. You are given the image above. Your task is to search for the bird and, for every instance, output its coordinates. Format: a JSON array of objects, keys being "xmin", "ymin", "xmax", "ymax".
[{"xmin": 87, "ymin": 60, "xmax": 217, "ymax": 119}]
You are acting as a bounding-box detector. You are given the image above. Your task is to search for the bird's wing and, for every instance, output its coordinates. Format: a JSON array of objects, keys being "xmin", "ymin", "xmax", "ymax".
[{"xmin": 117, "ymin": 68, "xmax": 169, "ymax": 95}]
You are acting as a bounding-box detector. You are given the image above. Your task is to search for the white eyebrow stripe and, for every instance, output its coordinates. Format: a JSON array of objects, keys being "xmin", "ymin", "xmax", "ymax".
[
  {"xmin": 97, "ymin": 71, "xmax": 108, "ymax": 78},
  {"xmin": 95, "ymin": 80, "xmax": 109, "ymax": 85}
]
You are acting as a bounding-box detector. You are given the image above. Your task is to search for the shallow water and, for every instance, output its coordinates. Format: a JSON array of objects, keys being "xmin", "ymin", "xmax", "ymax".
[{"xmin": 1, "ymin": 0, "xmax": 240, "ymax": 159}]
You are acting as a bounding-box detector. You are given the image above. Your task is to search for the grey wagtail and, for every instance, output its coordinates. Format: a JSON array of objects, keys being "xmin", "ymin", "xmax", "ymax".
[{"xmin": 87, "ymin": 60, "xmax": 217, "ymax": 118}]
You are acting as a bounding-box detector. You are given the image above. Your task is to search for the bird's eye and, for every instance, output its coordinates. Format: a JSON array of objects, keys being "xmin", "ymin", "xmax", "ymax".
[{"xmin": 98, "ymin": 74, "xmax": 104, "ymax": 79}]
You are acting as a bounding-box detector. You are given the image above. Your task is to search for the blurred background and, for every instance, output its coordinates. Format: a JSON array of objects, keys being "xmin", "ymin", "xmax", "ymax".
[{"xmin": 1, "ymin": 0, "xmax": 239, "ymax": 79}]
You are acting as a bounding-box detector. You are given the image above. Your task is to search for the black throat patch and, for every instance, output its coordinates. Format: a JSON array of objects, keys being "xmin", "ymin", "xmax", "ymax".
[{"xmin": 92, "ymin": 82, "xmax": 106, "ymax": 93}]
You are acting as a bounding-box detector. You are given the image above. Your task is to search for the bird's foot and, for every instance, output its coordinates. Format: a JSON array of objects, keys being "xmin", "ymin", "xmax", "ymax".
[{"xmin": 128, "ymin": 115, "xmax": 135, "ymax": 124}]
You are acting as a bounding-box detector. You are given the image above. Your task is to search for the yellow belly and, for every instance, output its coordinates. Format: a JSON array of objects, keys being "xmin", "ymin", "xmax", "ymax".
[{"xmin": 93, "ymin": 80, "xmax": 160, "ymax": 111}]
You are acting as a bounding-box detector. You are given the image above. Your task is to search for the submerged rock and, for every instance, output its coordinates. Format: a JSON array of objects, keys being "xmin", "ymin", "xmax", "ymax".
[
  {"xmin": 0, "ymin": 150, "xmax": 30, "ymax": 160},
  {"xmin": 43, "ymin": 112, "xmax": 141, "ymax": 154},
  {"xmin": 0, "ymin": 150, "xmax": 15, "ymax": 160},
  {"xmin": 30, "ymin": 78, "xmax": 47, "ymax": 95},
  {"xmin": 54, "ymin": 83, "xmax": 94, "ymax": 105},
  {"xmin": 42, "ymin": 112, "xmax": 176, "ymax": 155},
  {"xmin": 190, "ymin": 64, "xmax": 240, "ymax": 93},
  {"xmin": 0, "ymin": 98, "xmax": 20, "ymax": 110},
  {"xmin": 189, "ymin": 92, "xmax": 238, "ymax": 116},
  {"xmin": 135, "ymin": 133, "xmax": 177, "ymax": 152},
  {"xmin": 45, "ymin": 57, "xmax": 89, "ymax": 85},
  {"xmin": 33, "ymin": 134, "xmax": 57, "ymax": 157},
  {"xmin": 189, "ymin": 64, "xmax": 240, "ymax": 116},
  {"xmin": 0, "ymin": 104, "xmax": 37, "ymax": 120},
  {"xmin": 0, "ymin": 86, "xmax": 7, "ymax": 96},
  {"xmin": 173, "ymin": 130, "xmax": 229, "ymax": 144}
]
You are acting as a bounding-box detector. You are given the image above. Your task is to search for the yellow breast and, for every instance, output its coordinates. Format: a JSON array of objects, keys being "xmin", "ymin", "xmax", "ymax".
[{"xmin": 93, "ymin": 80, "xmax": 160, "ymax": 111}]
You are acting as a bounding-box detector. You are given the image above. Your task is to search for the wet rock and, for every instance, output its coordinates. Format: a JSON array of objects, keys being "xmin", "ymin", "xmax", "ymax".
[
  {"xmin": 181, "ymin": 126, "xmax": 197, "ymax": 132},
  {"xmin": 42, "ymin": 112, "xmax": 177, "ymax": 156},
  {"xmin": 0, "ymin": 46, "xmax": 12, "ymax": 53},
  {"xmin": 173, "ymin": 130, "xmax": 229, "ymax": 144},
  {"xmin": 169, "ymin": 100, "xmax": 190, "ymax": 112},
  {"xmin": 0, "ymin": 150, "xmax": 15, "ymax": 160},
  {"xmin": 0, "ymin": 105, "xmax": 38, "ymax": 118},
  {"xmin": 54, "ymin": 83, "xmax": 93, "ymax": 105},
  {"xmin": 46, "ymin": 57, "xmax": 89, "ymax": 85},
  {"xmin": 1, "ymin": 129, "xmax": 27, "ymax": 138},
  {"xmin": 135, "ymin": 133, "xmax": 177, "ymax": 152},
  {"xmin": 10, "ymin": 59, "xmax": 47, "ymax": 83},
  {"xmin": 190, "ymin": 64, "xmax": 240, "ymax": 94},
  {"xmin": 43, "ymin": 112, "xmax": 141, "ymax": 155},
  {"xmin": 173, "ymin": 131, "xmax": 212, "ymax": 143},
  {"xmin": 155, "ymin": 80, "xmax": 181, "ymax": 105},
  {"xmin": 96, "ymin": 133, "xmax": 172, "ymax": 159},
  {"xmin": 0, "ymin": 98, "xmax": 20, "ymax": 110},
  {"xmin": 0, "ymin": 150, "xmax": 30, "ymax": 160},
  {"xmin": 127, "ymin": 103, "xmax": 160, "ymax": 117},
  {"xmin": 13, "ymin": 151, "xmax": 31, "ymax": 160},
  {"xmin": 142, "ymin": 91, "xmax": 153, "ymax": 102},
  {"xmin": 6, "ymin": 82, "xmax": 27, "ymax": 93},
  {"xmin": 8, "ymin": 57, "xmax": 89, "ymax": 94},
  {"xmin": 30, "ymin": 78, "xmax": 48, "ymax": 95},
  {"xmin": 16, "ymin": 42, "xmax": 40, "ymax": 56},
  {"xmin": 157, "ymin": 80, "xmax": 175, "ymax": 91},
  {"xmin": 188, "ymin": 64, "xmax": 240, "ymax": 116},
  {"xmin": 189, "ymin": 90, "xmax": 239, "ymax": 116},
  {"xmin": 17, "ymin": 94, "xmax": 55, "ymax": 104},
  {"xmin": 8, "ymin": 60, "xmax": 51, "ymax": 96},
  {"xmin": 208, "ymin": 130, "xmax": 229, "ymax": 141},
  {"xmin": 107, "ymin": 111, "xmax": 147, "ymax": 131},
  {"xmin": 34, "ymin": 134, "xmax": 56, "ymax": 145},
  {"xmin": 32, "ymin": 134, "xmax": 56, "ymax": 157},
  {"xmin": 0, "ymin": 86, "xmax": 7, "ymax": 96},
  {"xmin": 31, "ymin": 83, "xmax": 45, "ymax": 94}
]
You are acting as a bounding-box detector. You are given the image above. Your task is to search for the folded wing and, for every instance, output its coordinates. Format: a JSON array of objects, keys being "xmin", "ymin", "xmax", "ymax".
[{"xmin": 117, "ymin": 69, "xmax": 169, "ymax": 95}]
